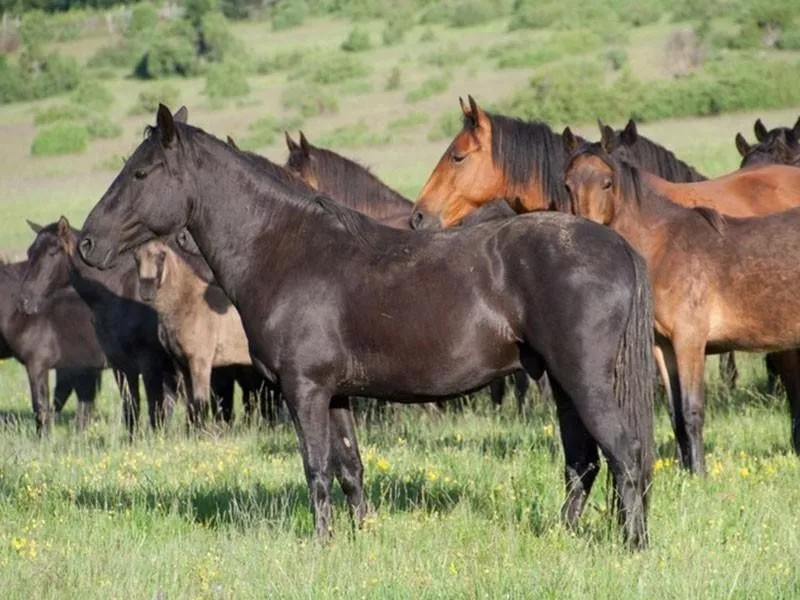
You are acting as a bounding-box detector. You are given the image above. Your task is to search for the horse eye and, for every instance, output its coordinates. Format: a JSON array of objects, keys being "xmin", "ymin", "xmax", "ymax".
[
  {"xmin": 452, "ymin": 153, "xmax": 466, "ymax": 164},
  {"xmin": 602, "ymin": 179, "xmax": 612, "ymax": 190},
  {"xmin": 134, "ymin": 170, "xmax": 147, "ymax": 180}
]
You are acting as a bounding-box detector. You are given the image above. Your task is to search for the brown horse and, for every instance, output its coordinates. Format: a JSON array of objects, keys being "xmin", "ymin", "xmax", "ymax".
[
  {"xmin": 562, "ymin": 125, "xmax": 800, "ymax": 474},
  {"xmin": 134, "ymin": 236, "xmax": 271, "ymax": 428},
  {"xmin": 735, "ymin": 117, "xmax": 800, "ymax": 168},
  {"xmin": 411, "ymin": 96, "xmax": 800, "ymax": 227}
]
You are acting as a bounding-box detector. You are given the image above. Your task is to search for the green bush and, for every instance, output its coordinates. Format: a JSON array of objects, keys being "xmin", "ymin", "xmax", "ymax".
[
  {"xmin": 419, "ymin": 28, "xmax": 438, "ymax": 43},
  {"xmin": 385, "ymin": 66, "xmax": 402, "ymax": 91},
  {"xmin": 256, "ymin": 49, "xmax": 308, "ymax": 74},
  {"xmin": 449, "ymin": 0, "xmax": 498, "ymax": 28},
  {"xmin": 427, "ymin": 111, "xmax": 462, "ymax": 141},
  {"xmin": 88, "ymin": 40, "xmax": 145, "ymax": 71},
  {"xmin": 317, "ymin": 120, "xmax": 391, "ymax": 148},
  {"xmin": 293, "ymin": 53, "xmax": 370, "ymax": 85},
  {"xmin": 487, "ymin": 31, "xmax": 603, "ymax": 69},
  {"xmin": 200, "ymin": 11, "xmax": 244, "ymax": 63},
  {"xmin": 406, "ymin": 75, "xmax": 449, "ymax": 103},
  {"xmin": 31, "ymin": 121, "xmax": 89, "ymax": 157},
  {"xmin": 341, "ymin": 27, "xmax": 372, "ymax": 52},
  {"xmin": 33, "ymin": 104, "xmax": 88, "ymax": 126},
  {"xmin": 19, "ymin": 10, "xmax": 50, "ymax": 58},
  {"xmin": 387, "ymin": 111, "xmax": 428, "ymax": 132},
  {"xmin": 281, "ymin": 83, "xmax": 339, "ymax": 117},
  {"xmin": 604, "ymin": 47, "xmax": 629, "ymax": 71},
  {"xmin": 128, "ymin": 84, "xmax": 182, "ymax": 115},
  {"xmin": 273, "ymin": 0, "xmax": 307, "ymax": 31},
  {"xmin": 86, "ymin": 116, "xmax": 123, "ymax": 140},
  {"xmin": 72, "ymin": 79, "xmax": 115, "ymax": 111},
  {"xmin": 127, "ymin": 2, "xmax": 159, "ymax": 39},
  {"xmin": 220, "ymin": 0, "xmax": 263, "ymax": 19},
  {"xmin": 419, "ymin": 42, "xmax": 463, "ymax": 68},
  {"xmin": 383, "ymin": 13, "xmax": 412, "ymax": 46},
  {"xmin": 240, "ymin": 114, "xmax": 304, "ymax": 150},
  {"xmin": 205, "ymin": 62, "xmax": 250, "ymax": 100},
  {"xmin": 0, "ymin": 51, "xmax": 83, "ymax": 105},
  {"xmin": 135, "ymin": 21, "xmax": 200, "ymax": 79}
]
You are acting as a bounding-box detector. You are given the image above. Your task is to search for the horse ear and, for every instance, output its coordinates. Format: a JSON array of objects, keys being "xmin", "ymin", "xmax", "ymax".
[
  {"xmin": 754, "ymin": 118, "xmax": 768, "ymax": 142},
  {"xmin": 56, "ymin": 216, "xmax": 70, "ymax": 238},
  {"xmin": 734, "ymin": 133, "xmax": 750, "ymax": 157},
  {"xmin": 299, "ymin": 131, "xmax": 311, "ymax": 157},
  {"xmin": 156, "ymin": 103, "xmax": 176, "ymax": 147},
  {"xmin": 226, "ymin": 135, "xmax": 239, "ymax": 150},
  {"xmin": 621, "ymin": 119, "xmax": 638, "ymax": 145},
  {"xmin": 285, "ymin": 131, "xmax": 300, "ymax": 153},
  {"xmin": 562, "ymin": 127, "xmax": 579, "ymax": 154},
  {"xmin": 173, "ymin": 106, "xmax": 188, "ymax": 123},
  {"xmin": 56, "ymin": 216, "xmax": 74, "ymax": 256},
  {"xmin": 26, "ymin": 219, "xmax": 43, "ymax": 234},
  {"xmin": 467, "ymin": 95, "xmax": 488, "ymax": 129},
  {"xmin": 600, "ymin": 123, "xmax": 616, "ymax": 154}
]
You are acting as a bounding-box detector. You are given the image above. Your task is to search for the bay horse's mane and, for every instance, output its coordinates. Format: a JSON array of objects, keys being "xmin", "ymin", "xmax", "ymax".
[
  {"xmin": 618, "ymin": 131, "xmax": 706, "ymax": 183},
  {"xmin": 571, "ymin": 141, "xmax": 725, "ymax": 235},
  {"xmin": 478, "ymin": 112, "xmax": 572, "ymax": 212},
  {"xmin": 160, "ymin": 122, "xmax": 376, "ymax": 245},
  {"xmin": 288, "ymin": 141, "xmax": 413, "ymax": 219}
]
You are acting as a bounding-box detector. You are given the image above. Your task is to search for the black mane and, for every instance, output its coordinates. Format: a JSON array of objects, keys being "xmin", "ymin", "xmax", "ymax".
[
  {"xmin": 478, "ymin": 112, "xmax": 572, "ymax": 212},
  {"xmin": 616, "ymin": 132, "xmax": 706, "ymax": 183}
]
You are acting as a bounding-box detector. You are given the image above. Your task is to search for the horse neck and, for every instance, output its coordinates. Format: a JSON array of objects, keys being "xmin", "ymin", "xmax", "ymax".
[
  {"xmin": 158, "ymin": 250, "xmax": 204, "ymax": 311},
  {"xmin": 0, "ymin": 262, "xmax": 24, "ymax": 326}
]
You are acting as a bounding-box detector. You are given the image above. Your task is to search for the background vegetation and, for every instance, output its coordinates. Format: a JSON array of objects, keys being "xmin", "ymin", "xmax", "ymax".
[{"xmin": 1, "ymin": 0, "xmax": 800, "ymax": 597}]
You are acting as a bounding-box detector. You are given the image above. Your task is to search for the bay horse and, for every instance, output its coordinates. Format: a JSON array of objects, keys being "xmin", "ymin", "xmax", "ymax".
[
  {"xmin": 78, "ymin": 105, "xmax": 656, "ymax": 548},
  {"xmin": 411, "ymin": 96, "xmax": 800, "ymax": 225},
  {"xmin": 1, "ymin": 257, "xmax": 109, "ymax": 432},
  {"xmin": 19, "ymin": 220, "xmax": 179, "ymax": 439},
  {"xmin": 605, "ymin": 118, "xmax": 739, "ymax": 390},
  {"xmin": 134, "ymin": 235, "xmax": 276, "ymax": 428},
  {"xmin": 562, "ymin": 126, "xmax": 800, "ymax": 474},
  {"xmin": 283, "ymin": 131, "xmax": 535, "ymax": 412}
]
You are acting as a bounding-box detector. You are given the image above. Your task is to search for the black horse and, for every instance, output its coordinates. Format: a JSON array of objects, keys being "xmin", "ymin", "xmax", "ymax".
[
  {"xmin": 78, "ymin": 105, "xmax": 656, "ymax": 548},
  {"xmin": 1, "ymin": 258, "xmax": 108, "ymax": 432},
  {"xmin": 19, "ymin": 220, "xmax": 179, "ymax": 438}
]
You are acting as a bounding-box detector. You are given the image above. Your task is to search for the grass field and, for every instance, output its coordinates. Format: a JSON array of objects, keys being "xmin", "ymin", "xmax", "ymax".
[{"xmin": 2, "ymin": 6, "xmax": 800, "ymax": 599}]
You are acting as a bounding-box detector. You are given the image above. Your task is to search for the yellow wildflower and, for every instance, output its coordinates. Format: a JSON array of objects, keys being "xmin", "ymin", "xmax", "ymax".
[{"xmin": 376, "ymin": 458, "xmax": 390, "ymax": 472}]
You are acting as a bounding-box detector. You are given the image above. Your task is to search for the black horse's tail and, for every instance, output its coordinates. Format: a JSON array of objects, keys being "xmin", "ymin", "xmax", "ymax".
[{"xmin": 613, "ymin": 244, "xmax": 655, "ymax": 523}]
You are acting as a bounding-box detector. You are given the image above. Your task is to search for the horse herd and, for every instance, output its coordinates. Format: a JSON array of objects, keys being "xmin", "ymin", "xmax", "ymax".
[{"xmin": 3, "ymin": 98, "xmax": 800, "ymax": 551}]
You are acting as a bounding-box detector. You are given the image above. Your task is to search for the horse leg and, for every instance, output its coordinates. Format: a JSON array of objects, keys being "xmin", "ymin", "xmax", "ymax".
[
  {"xmin": 673, "ymin": 337, "xmax": 707, "ymax": 475},
  {"xmin": 210, "ymin": 367, "xmax": 236, "ymax": 425},
  {"xmin": 73, "ymin": 369, "xmax": 99, "ymax": 431},
  {"xmin": 187, "ymin": 357, "xmax": 211, "ymax": 430},
  {"xmin": 121, "ymin": 370, "xmax": 141, "ymax": 440},
  {"xmin": 27, "ymin": 364, "xmax": 52, "ymax": 436},
  {"xmin": 284, "ymin": 382, "xmax": 334, "ymax": 538},
  {"xmin": 142, "ymin": 363, "xmax": 166, "ymax": 431},
  {"xmin": 513, "ymin": 370, "xmax": 530, "ymax": 417},
  {"xmin": 551, "ymin": 377, "xmax": 600, "ymax": 529},
  {"xmin": 767, "ymin": 350, "xmax": 800, "ymax": 453},
  {"xmin": 718, "ymin": 352, "xmax": 738, "ymax": 391},
  {"xmin": 489, "ymin": 378, "xmax": 505, "ymax": 411},
  {"xmin": 53, "ymin": 370, "xmax": 73, "ymax": 413},
  {"xmin": 329, "ymin": 396, "xmax": 366, "ymax": 528},
  {"xmin": 656, "ymin": 341, "xmax": 687, "ymax": 466},
  {"xmin": 765, "ymin": 353, "xmax": 781, "ymax": 396}
]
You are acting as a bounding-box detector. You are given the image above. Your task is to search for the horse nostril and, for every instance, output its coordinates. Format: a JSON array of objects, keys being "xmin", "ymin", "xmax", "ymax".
[
  {"xmin": 79, "ymin": 236, "xmax": 94, "ymax": 260},
  {"xmin": 411, "ymin": 210, "xmax": 424, "ymax": 229}
]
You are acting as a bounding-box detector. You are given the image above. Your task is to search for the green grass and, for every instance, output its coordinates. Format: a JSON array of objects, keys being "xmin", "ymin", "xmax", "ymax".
[{"xmin": 1, "ymin": 356, "xmax": 799, "ymax": 598}]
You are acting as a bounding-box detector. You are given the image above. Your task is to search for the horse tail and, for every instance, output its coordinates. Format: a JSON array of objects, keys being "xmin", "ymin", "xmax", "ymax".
[{"xmin": 613, "ymin": 243, "xmax": 655, "ymax": 518}]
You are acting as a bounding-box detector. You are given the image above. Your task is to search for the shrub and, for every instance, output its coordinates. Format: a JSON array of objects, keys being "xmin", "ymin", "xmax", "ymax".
[
  {"xmin": 31, "ymin": 53, "xmax": 83, "ymax": 100},
  {"xmin": 293, "ymin": 53, "xmax": 370, "ymax": 85},
  {"xmin": 427, "ymin": 111, "xmax": 462, "ymax": 141},
  {"xmin": 72, "ymin": 79, "xmax": 115, "ymax": 112},
  {"xmin": 135, "ymin": 22, "xmax": 200, "ymax": 79},
  {"xmin": 385, "ymin": 66, "xmax": 402, "ymax": 91},
  {"xmin": 86, "ymin": 116, "xmax": 123, "ymax": 140},
  {"xmin": 127, "ymin": 2, "xmax": 159, "ymax": 39},
  {"xmin": 88, "ymin": 40, "xmax": 145, "ymax": 71},
  {"xmin": 34, "ymin": 104, "xmax": 88, "ymax": 126},
  {"xmin": 317, "ymin": 120, "xmax": 391, "ymax": 148},
  {"xmin": 406, "ymin": 75, "xmax": 449, "ymax": 103},
  {"xmin": 220, "ymin": 0, "xmax": 263, "ymax": 19},
  {"xmin": 19, "ymin": 10, "xmax": 50, "ymax": 58},
  {"xmin": 419, "ymin": 43, "xmax": 463, "ymax": 68},
  {"xmin": 341, "ymin": 27, "xmax": 372, "ymax": 52},
  {"xmin": 419, "ymin": 28, "xmax": 437, "ymax": 43},
  {"xmin": 382, "ymin": 14, "xmax": 412, "ymax": 46},
  {"xmin": 31, "ymin": 122, "xmax": 89, "ymax": 157},
  {"xmin": 487, "ymin": 31, "xmax": 603, "ymax": 69},
  {"xmin": 281, "ymin": 83, "xmax": 339, "ymax": 117},
  {"xmin": 205, "ymin": 62, "xmax": 250, "ymax": 100},
  {"xmin": 240, "ymin": 114, "xmax": 304, "ymax": 150},
  {"xmin": 448, "ymin": 0, "xmax": 497, "ymax": 28},
  {"xmin": 256, "ymin": 49, "xmax": 308, "ymax": 74},
  {"xmin": 605, "ymin": 47, "xmax": 629, "ymax": 71},
  {"xmin": 199, "ymin": 11, "xmax": 244, "ymax": 64},
  {"xmin": 387, "ymin": 111, "xmax": 428, "ymax": 132},
  {"xmin": 128, "ymin": 84, "xmax": 182, "ymax": 115},
  {"xmin": 273, "ymin": 0, "xmax": 307, "ymax": 31}
]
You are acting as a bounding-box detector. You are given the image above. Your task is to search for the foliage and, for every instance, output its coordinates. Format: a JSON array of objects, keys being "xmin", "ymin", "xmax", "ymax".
[
  {"xmin": 382, "ymin": 13, "xmax": 413, "ymax": 46},
  {"xmin": 419, "ymin": 28, "xmax": 438, "ymax": 43},
  {"xmin": 419, "ymin": 42, "xmax": 464, "ymax": 68},
  {"xmin": 317, "ymin": 119, "xmax": 392, "ymax": 148},
  {"xmin": 33, "ymin": 104, "xmax": 88, "ymax": 126},
  {"xmin": 405, "ymin": 75, "xmax": 449, "ymax": 103},
  {"xmin": 385, "ymin": 66, "xmax": 402, "ymax": 91},
  {"xmin": 30, "ymin": 121, "xmax": 89, "ymax": 156},
  {"xmin": 134, "ymin": 20, "xmax": 200, "ymax": 79},
  {"xmin": 272, "ymin": 0, "xmax": 307, "ymax": 31},
  {"xmin": 427, "ymin": 110, "xmax": 463, "ymax": 141},
  {"xmin": 239, "ymin": 114, "xmax": 304, "ymax": 150},
  {"xmin": 604, "ymin": 47, "xmax": 629, "ymax": 71},
  {"xmin": 448, "ymin": 0, "xmax": 498, "ymax": 28},
  {"xmin": 341, "ymin": 27, "xmax": 372, "ymax": 52},
  {"xmin": 387, "ymin": 110, "xmax": 428, "ymax": 132},
  {"xmin": 486, "ymin": 30, "xmax": 603, "ymax": 69},
  {"xmin": 219, "ymin": 0, "xmax": 263, "ymax": 19},
  {"xmin": 291, "ymin": 53, "xmax": 370, "ymax": 85},
  {"xmin": 88, "ymin": 40, "xmax": 145, "ymax": 71},
  {"xmin": 126, "ymin": 2, "xmax": 159, "ymax": 39},
  {"xmin": 0, "ymin": 52, "xmax": 82, "ymax": 105},
  {"xmin": 85, "ymin": 116, "xmax": 122, "ymax": 140},
  {"xmin": 199, "ymin": 11, "xmax": 244, "ymax": 64},
  {"xmin": 256, "ymin": 49, "xmax": 309, "ymax": 74},
  {"xmin": 128, "ymin": 84, "xmax": 182, "ymax": 115},
  {"xmin": 204, "ymin": 62, "xmax": 250, "ymax": 101},
  {"xmin": 281, "ymin": 83, "xmax": 339, "ymax": 118},
  {"xmin": 71, "ymin": 79, "xmax": 115, "ymax": 112}
]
